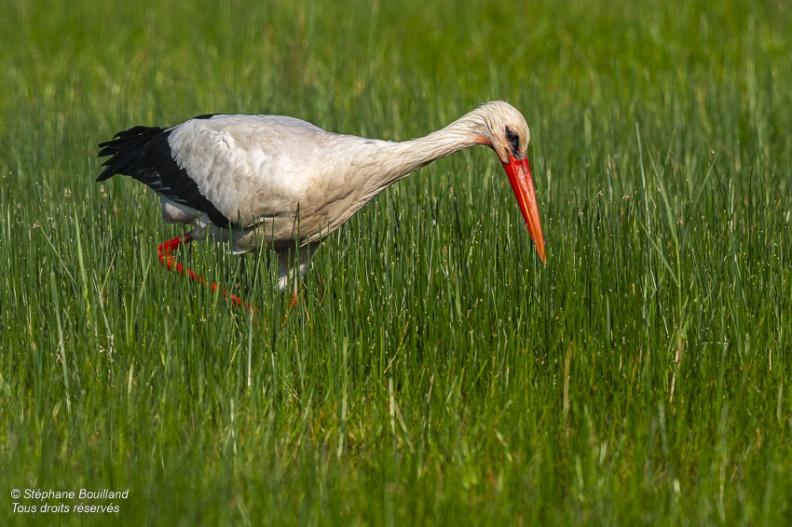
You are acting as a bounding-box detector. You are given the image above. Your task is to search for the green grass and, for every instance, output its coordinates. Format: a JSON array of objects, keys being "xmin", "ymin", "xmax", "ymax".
[{"xmin": 2, "ymin": 0, "xmax": 791, "ymax": 525}]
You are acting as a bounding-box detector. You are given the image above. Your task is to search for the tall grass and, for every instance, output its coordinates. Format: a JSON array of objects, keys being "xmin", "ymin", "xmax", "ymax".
[{"xmin": 1, "ymin": 0, "xmax": 791, "ymax": 525}]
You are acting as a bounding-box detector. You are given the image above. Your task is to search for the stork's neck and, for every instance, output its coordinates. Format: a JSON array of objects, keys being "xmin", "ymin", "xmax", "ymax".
[{"xmin": 357, "ymin": 109, "xmax": 489, "ymax": 193}]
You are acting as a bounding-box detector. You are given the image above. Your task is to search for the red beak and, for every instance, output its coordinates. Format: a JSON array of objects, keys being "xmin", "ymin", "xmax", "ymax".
[{"xmin": 502, "ymin": 154, "xmax": 546, "ymax": 264}]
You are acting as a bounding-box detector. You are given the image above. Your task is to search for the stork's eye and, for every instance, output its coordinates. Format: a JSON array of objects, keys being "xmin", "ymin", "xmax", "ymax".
[{"xmin": 505, "ymin": 126, "xmax": 520, "ymax": 154}]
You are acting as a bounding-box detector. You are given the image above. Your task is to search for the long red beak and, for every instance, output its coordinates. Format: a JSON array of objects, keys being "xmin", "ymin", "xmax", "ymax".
[{"xmin": 502, "ymin": 154, "xmax": 546, "ymax": 264}]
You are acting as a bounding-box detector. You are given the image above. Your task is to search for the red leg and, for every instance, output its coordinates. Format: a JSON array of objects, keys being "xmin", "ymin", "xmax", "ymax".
[
  {"xmin": 157, "ymin": 231, "xmax": 258, "ymax": 313},
  {"xmin": 158, "ymin": 232, "xmax": 195, "ymax": 271},
  {"xmin": 281, "ymin": 290, "xmax": 299, "ymax": 324}
]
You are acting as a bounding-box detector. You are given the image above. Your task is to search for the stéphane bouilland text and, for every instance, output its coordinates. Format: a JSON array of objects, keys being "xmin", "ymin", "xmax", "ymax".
[{"xmin": 24, "ymin": 488, "xmax": 129, "ymax": 500}]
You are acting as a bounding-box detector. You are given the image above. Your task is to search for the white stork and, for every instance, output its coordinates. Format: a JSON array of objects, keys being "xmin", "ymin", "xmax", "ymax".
[{"xmin": 97, "ymin": 101, "xmax": 546, "ymax": 298}]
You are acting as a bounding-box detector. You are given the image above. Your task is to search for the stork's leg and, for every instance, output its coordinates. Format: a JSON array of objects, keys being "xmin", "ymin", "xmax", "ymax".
[
  {"xmin": 157, "ymin": 231, "xmax": 258, "ymax": 312},
  {"xmin": 277, "ymin": 243, "xmax": 318, "ymax": 306}
]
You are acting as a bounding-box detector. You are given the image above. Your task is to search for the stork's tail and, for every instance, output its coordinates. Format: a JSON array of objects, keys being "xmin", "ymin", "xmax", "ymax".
[{"xmin": 96, "ymin": 125, "xmax": 168, "ymax": 182}]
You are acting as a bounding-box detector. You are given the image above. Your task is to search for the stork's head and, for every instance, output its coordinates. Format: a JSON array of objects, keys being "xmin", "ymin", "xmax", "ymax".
[
  {"xmin": 474, "ymin": 101, "xmax": 531, "ymax": 164},
  {"xmin": 473, "ymin": 101, "xmax": 546, "ymax": 264}
]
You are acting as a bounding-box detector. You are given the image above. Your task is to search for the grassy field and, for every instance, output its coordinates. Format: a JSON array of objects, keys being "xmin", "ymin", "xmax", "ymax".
[{"xmin": 2, "ymin": 0, "xmax": 791, "ymax": 525}]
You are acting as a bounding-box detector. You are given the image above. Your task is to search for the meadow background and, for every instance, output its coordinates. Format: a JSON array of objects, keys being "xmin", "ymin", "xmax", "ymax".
[{"xmin": 1, "ymin": 0, "xmax": 791, "ymax": 525}]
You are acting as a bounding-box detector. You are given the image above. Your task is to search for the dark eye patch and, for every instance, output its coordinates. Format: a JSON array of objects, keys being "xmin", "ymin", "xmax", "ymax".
[{"xmin": 505, "ymin": 126, "xmax": 520, "ymax": 154}]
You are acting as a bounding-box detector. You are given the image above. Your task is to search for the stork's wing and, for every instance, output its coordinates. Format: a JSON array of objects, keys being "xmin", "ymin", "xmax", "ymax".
[
  {"xmin": 98, "ymin": 114, "xmax": 328, "ymax": 230},
  {"xmin": 97, "ymin": 116, "xmax": 233, "ymax": 228}
]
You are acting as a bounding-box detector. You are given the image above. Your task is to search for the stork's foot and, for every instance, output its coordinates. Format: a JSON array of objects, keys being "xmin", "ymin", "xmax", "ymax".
[{"xmin": 158, "ymin": 232, "xmax": 194, "ymax": 270}]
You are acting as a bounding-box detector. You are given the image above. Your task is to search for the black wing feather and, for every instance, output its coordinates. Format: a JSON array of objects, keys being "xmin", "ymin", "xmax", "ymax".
[{"xmin": 97, "ymin": 123, "xmax": 232, "ymax": 228}]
